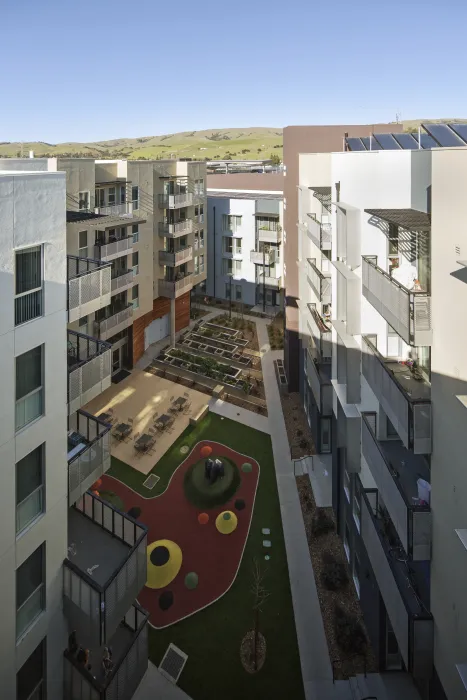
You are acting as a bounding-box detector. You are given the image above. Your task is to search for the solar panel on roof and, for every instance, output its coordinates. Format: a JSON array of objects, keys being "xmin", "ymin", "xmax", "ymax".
[
  {"xmin": 419, "ymin": 132, "xmax": 438, "ymax": 149},
  {"xmin": 422, "ymin": 123, "xmax": 464, "ymax": 147},
  {"xmin": 373, "ymin": 133, "xmax": 401, "ymax": 150},
  {"xmin": 361, "ymin": 137, "xmax": 370, "ymax": 150},
  {"xmin": 393, "ymin": 133, "xmax": 419, "ymax": 150},
  {"xmin": 345, "ymin": 137, "xmax": 366, "ymax": 151},
  {"xmin": 447, "ymin": 124, "xmax": 467, "ymax": 145}
]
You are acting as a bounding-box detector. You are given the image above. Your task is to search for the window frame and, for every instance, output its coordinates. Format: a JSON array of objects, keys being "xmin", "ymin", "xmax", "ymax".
[
  {"xmin": 131, "ymin": 224, "xmax": 139, "ymax": 243},
  {"xmin": 78, "ymin": 191, "xmax": 90, "ymax": 211},
  {"xmin": 16, "ymin": 444, "xmax": 45, "ymax": 536},
  {"xmin": 353, "ymin": 480, "xmax": 361, "ymax": 533},
  {"xmin": 16, "ymin": 544, "xmax": 45, "ymax": 641},
  {"xmin": 107, "ymin": 187, "xmax": 116, "ymax": 205},
  {"xmin": 343, "ymin": 467, "xmax": 351, "ymax": 503},
  {"xmin": 131, "ymin": 284, "xmax": 139, "ymax": 309},
  {"xmin": 14, "ymin": 245, "xmax": 44, "ymax": 327},
  {"xmin": 352, "ymin": 550, "xmax": 361, "ymax": 599},
  {"xmin": 132, "ymin": 185, "xmax": 139, "ymax": 209},
  {"xmin": 344, "ymin": 522, "xmax": 351, "ymax": 562},
  {"xmin": 15, "ymin": 346, "xmax": 44, "ymax": 433}
]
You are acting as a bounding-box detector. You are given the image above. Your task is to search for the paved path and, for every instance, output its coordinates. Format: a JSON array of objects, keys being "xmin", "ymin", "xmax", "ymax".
[{"xmin": 209, "ymin": 397, "xmax": 270, "ymax": 434}]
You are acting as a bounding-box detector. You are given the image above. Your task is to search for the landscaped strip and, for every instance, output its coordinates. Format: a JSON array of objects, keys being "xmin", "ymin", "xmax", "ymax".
[{"xmin": 107, "ymin": 413, "xmax": 304, "ymax": 700}]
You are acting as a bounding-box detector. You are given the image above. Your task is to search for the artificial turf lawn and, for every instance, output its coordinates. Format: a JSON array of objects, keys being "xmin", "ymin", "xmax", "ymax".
[{"xmin": 108, "ymin": 413, "xmax": 304, "ymax": 700}]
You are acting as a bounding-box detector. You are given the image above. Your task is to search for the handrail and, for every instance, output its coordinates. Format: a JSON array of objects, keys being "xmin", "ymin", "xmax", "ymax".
[
  {"xmin": 67, "ymin": 330, "xmax": 111, "ymax": 373},
  {"xmin": 362, "ymin": 255, "xmax": 429, "ymax": 297},
  {"xmin": 307, "ymin": 258, "xmax": 331, "ymax": 279},
  {"xmin": 67, "ymin": 254, "xmax": 111, "ymax": 280},
  {"xmin": 67, "ymin": 410, "xmax": 111, "ymax": 466}
]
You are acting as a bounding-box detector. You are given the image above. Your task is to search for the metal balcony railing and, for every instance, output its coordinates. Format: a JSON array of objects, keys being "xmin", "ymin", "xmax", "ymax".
[
  {"xmin": 158, "ymin": 193, "xmax": 193, "ymax": 209},
  {"xmin": 67, "ymin": 255, "xmax": 112, "ymax": 323},
  {"xmin": 307, "ymin": 214, "xmax": 332, "ymax": 251},
  {"xmin": 158, "ymin": 274, "xmax": 193, "ymax": 298},
  {"xmin": 250, "ymin": 248, "xmax": 278, "ymax": 265},
  {"xmin": 63, "ymin": 490, "xmax": 148, "ymax": 649},
  {"xmin": 67, "ymin": 410, "xmax": 111, "ymax": 504},
  {"xmin": 67, "ymin": 331, "xmax": 112, "ymax": 415},
  {"xmin": 158, "ymin": 219, "xmax": 193, "ymax": 237},
  {"xmin": 307, "ymin": 258, "xmax": 331, "ymax": 304},
  {"xmin": 307, "ymin": 303, "xmax": 332, "ymax": 362},
  {"xmin": 94, "ymin": 202, "xmax": 134, "ymax": 216},
  {"xmin": 361, "ymin": 413, "xmax": 432, "ymax": 560},
  {"xmin": 159, "ymin": 245, "xmax": 193, "ymax": 267},
  {"xmin": 360, "ymin": 483, "xmax": 433, "ymax": 679},
  {"xmin": 305, "ymin": 348, "xmax": 332, "ymax": 415},
  {"xmin": 258, "ymin": 273, "xmax": 281, "ymax": 289},
  {"xmin": 257, "ymin": 225, "xmax": 282, "ymax": 243},
  {"xmin": 362, "ymin": 335, "xmax": 431, "ymax": 454},
  {"xmin": 94, "ymin": 236, "xmax": 133, "ymax": 262},
  {"xmin": 95, "ymin": 304, "xmax": 133, "ymax": 341},
  {"xmin": 362, "ymin": 256, "xmax": 432, "ymax": 346},
  {"xmin": 111, "ymin": 270, "xmax": 134, "ymax": 294},
  {"xmin": 64, "ymin": 602, "xmax": 149, "ymax": 700}
]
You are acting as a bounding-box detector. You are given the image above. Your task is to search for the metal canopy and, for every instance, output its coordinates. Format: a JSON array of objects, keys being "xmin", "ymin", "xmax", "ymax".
[
  {"xmin": 308, "ymin": 186, "xmax": 331, "ymax": 195},
  {"xmin": 207, "ymin": 190, "xmax": 282, "ymax": 200},
  {"xmin": 364, "ymin": 208, "xmax": 430, "ymax": 231},
  {"xmin": 67, "ymin": 211, "xmax": 146, "ymax": 229}
]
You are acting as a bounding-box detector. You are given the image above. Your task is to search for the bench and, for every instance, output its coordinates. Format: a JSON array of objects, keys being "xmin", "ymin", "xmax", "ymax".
[{"xmin": 190, "ymin": 405, "xmax": 209, "ymax": 426}]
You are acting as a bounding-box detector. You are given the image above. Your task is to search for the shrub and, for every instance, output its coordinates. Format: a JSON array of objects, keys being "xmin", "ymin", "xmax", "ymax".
[
  {"xmin": 334, "ymin": 604, "xmax": 367, "ymax": 655},
  {"xmin": 321, "ymin": 552, "xmax": 349, "ymax": 591},
  {"xmin": 311, "ymin": 509, "xmax": 335, "ymax": 536}
]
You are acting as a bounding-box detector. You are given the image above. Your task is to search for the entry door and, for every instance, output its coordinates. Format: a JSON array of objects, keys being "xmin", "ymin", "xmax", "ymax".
[
  {"xmin": 112, "ymin": 348, "xmax": 121, "ymax": 374},
  {"xmin": 265, "ymin": 289, "xmax": 274, "ymax": 306}
]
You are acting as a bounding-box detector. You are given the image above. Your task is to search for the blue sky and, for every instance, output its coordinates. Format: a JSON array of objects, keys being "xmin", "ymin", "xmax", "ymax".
[{"xmin": 2, "ymin": 0, "xmax": 467, "ymax": 142}]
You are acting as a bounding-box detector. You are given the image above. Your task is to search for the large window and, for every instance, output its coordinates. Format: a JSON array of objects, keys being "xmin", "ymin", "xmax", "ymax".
[
  {"xmin": 132, "ymin": 284, "xmax": 139, "ymax": 309},
  {"xmin": 132, "ymin": 186, "xmax": 139, "ymax": 210},
  {"xmin": 120, "ymin": 185, "xmax": 126, "ymax": 204},
  {"xmin": 222, "ymin": 214, "xmax": 242, "ymax": 232},
  {"xmin": 222, "ymin": 259, "xmax": 241, "ymax": 276},
  {"xmin": 16, "ymin": 346, "xmax": 44, "ymax": 432},
  {"xmin": 223, "ymin": 237, "xmax": 242, "ymax": 255},
  {"xmin": 108, "ymin": 187, "xmax": 116, "ymax": 205},
  {"xmin": 131, "ymin": 224, "xmax": 139, "ymax": 243},
  {"xmin": 17, "ymin": 638, "xmax": 45, "ymax": 700},
  {"xmin": 16, "ymin": 445, "xmax": 44, "ymax": 535},
  {"xmin": 132, "ymin": 251, "xmax": 139, "ymax": 276},
  {"xmin": 78, "ymin": 230, "xmax": 88, "ymax": 258},
  {"xmin": 78, "ymin": 191, "xmax": 90, "ymax": 211},
  {"xmin": 199, "ymin": 254, "xmax": 205, "ymax": 273},
  {"xmin": 16, "ymin": 544, "xmax": 45, "ymax": 640},
  {"xmin": 15, "ymin": 246, "xmax": 43, "ymax": 326},
  {"xmin": 95, "ymin": 188, "xmax": 105, "ymax": 208}
]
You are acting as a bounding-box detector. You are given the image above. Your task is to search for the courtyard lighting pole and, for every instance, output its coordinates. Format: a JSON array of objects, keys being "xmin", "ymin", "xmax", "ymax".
[{"xmin": 229, "ymin": 273, "xmax": 233, "ymax": 320}]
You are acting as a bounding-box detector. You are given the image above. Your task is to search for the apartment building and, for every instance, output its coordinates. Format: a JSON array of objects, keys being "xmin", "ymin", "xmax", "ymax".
[
  {"xmin": 206, "ymin": 171, "xmax": 284, "ymax": 309},
  {"xmin": 295, "ymin": 123, "xmax": 467, "ymax": 700}
]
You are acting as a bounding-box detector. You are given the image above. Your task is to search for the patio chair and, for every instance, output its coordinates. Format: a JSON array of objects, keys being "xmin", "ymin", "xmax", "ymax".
[
  {"xmin": 184, "ymin": 392, "xmax": 189, "ymax": 397},
  {"xmin": 108, "ymin": 407, "xmax": 114, "ymax": 416},
  {"xmin": 127, "ymin": 418, "xmax": 134, "ymax": 425},
  {"xmin": 133, "ymin": 432, "xmax": 140, "ymax": 443}
]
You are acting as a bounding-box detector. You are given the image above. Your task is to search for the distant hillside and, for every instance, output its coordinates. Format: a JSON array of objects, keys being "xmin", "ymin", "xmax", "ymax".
[{"xmin": 1, "ymin": 121, "xmax": 466, "ymax": 160}]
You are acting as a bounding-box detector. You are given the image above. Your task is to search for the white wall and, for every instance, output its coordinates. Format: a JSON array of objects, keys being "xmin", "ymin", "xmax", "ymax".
[{"xmin": 0, "ymin": 172, "xmax": 68, "ymax": 699}]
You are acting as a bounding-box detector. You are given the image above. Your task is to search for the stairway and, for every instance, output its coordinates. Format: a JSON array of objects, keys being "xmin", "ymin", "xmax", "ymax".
[{"xmin": 348, "ymin": 672, "xmax": 422, "ymax": 700}]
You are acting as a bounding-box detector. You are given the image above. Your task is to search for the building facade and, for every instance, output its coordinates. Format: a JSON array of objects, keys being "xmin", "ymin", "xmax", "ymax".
[
  {"xmin": 206, "ymin": 172, "xmax": 283, "ymax": 310},
  {"xmin": 295, "ymin": 131, "xmax": 467, "ymax": 700}
]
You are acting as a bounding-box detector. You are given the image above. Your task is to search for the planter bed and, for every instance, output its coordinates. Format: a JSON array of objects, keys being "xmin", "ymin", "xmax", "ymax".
[
  {"xmin": 180, "ymin": 339, "xmax": 253, "ymax": 368},
  {"xmin": 189, "ymin": 331, "xmax": 243, "ymax": 352},
  {"xmin": 210, "ymin": 315, "xmax": 260, "ymax": 352},
  {"xmin": 200, "ymin": 322, "xmax": 245, "ymax": 341},
  {"xmin": 163, "ymin": 349, "xmax": 253, "ymax": 394}
]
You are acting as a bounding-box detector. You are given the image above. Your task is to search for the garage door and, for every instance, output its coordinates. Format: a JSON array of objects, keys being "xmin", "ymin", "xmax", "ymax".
[{"xmin": 144, "ymin": 314, "xmax": 170, "ymax": 349}]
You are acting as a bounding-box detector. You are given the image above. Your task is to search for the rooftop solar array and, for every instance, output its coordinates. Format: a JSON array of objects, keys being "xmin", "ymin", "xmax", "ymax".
[{"xmin": 345, "ymin": 123, "xmax": 467, "ymax": 151}]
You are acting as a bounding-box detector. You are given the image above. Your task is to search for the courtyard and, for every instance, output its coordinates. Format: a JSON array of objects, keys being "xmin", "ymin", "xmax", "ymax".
[{"xmin": 104, "ymin": 412, "xmax": 304, "ymax": 700}]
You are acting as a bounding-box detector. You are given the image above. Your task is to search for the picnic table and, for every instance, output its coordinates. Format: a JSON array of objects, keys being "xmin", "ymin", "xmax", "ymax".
[
  {"xmin": 135, "ymin": 433, "xmax": 154, "ymax": 452},
  {"xmin": 98, "ymin": 411, "xmax": 113, "ymax": 423},
  {"xmin": 114, "ymin": 422, "xmax": 132, "ymax": 439},
  {"xmin": 172, "ymin": 396, "xmax": 187, "ymax": 411},
  {"xmin": 156, "ymin": 413, "xmax": 173, "ymax": 429}
]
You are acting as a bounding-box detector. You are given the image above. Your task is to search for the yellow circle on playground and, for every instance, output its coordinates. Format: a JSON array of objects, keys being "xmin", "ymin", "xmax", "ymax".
[
  {"xmin": 215, "ymin": 510, "xmax": 238, "ymax": 535},
  {"xmin": 146, "ymin": 539, "xmax": 182, "ymax": 589}
]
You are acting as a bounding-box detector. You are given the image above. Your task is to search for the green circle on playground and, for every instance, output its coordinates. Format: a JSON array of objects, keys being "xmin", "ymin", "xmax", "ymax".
[
  {"xmin": 180, "ymin": 445, "xmax": 189, "ymax": 454},
  {"xmin": 185, "ymin": 572, "xmax": 199, "ymax": 590},
  {"xmin": 184, "ymin": 457, "xmax": 240, "ymax": 509},
  {"xmin": 223, "ymin": 512, "xmax": 231, "ymax": 520},
  {"xmin": 241, "ymin": 462, "xmax": 253, "ymax": 473}
]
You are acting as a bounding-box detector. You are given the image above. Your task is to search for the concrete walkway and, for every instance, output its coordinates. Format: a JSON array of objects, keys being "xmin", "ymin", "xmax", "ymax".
[{"xmin": 208, "ymin": 397, "xmax": 270, "ymax": 434}]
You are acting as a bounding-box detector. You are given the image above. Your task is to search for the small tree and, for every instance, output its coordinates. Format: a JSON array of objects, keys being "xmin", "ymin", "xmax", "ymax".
[
  {"xmin": 250, "ymin": 559, "xmax": 270, "ymax": 671},
  {"xmin": 269, "ymin": 153, "xmax": 281, "ymax": 166}
]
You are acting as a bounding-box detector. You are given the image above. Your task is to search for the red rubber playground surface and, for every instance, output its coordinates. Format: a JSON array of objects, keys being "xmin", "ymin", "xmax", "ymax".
[{"xmin": 100, "ymin": 441, "xmax": 259, "ymax": 628}]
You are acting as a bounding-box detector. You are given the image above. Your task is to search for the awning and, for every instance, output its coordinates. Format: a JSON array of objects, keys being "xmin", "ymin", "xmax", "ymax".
[
  {"xmin": 309, "ymin": 186, "xmax": 331, "ymax": 195},
  {"xmin": 67, "ymin": 211, "xmax": 147, "ymax": 229},
  {"xmin": 364, "ymin": 208, "xmax": 430, "ymax": 231}
]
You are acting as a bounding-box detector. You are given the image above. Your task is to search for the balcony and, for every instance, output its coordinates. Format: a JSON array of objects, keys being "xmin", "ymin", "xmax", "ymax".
[
  {"xmin": 362, "ymin": 256, "xmax": 432, "ymax": 346},
  {"xmin": 158, "ymin": 219, "xmax": 193, "ymax": 237},
  {"xmin": 95, "ymin": 304, "xmax": 133, "ymax": 342},
  {"xmin": 63, "ymin": 490, "xmax": 147, "ymax": 649},
  {"xmin": 111, "ymin": 270, "xmax": 134, "ymax": 295},
  {"xmin": 159, "ymin": 245, "xmax": 193, "ymax": 267},
  {"xmin": 360, "ymin": 485, "xmax": 433, "ymax": 679},
  {"xmin": 158, "ymin": 274, "xmax": 193, "ymax": 299},
  {"xmin": 95, "ymin": 202, "xmax": 134, "ymax": 217},
  {"xmin": 307, "ymin": 303, "xmax": 332, "ymax": 362},
  {"xmin": 67, "ymin": 331, "xmax": 112, "ymax": 415},
  {"xmin": 64, "ymin": 602, "xmax": 148, "ymax": 700},
  {"xmin": 192, "ymin": 191, "xmax": 206, "ymax": 205},
  {"xmin": 257, "ymin": 227, "xmax": 281, "ymax": 244},
  {"xmin": 307, "ymin": 258, "xmax": 331, "ymax": 304},
  {"xmin": 67, "ymin": 410, "xmax": 111, "ymax": 504},
  {"xmin": 94, "ymin": 235, "xmax": 133, "ymax": 263},
  {"xmin": 158, "ymin": 193, "xmax": 193, "ymax": 209},
  {"xmin": 258, "ymin": 272, "xmax": 281, "ymax": 289},
  {"xmin": 305, "ymin": 348, "xmax": 332, "ymax": 415},
  {"xmin": 250, "ymin": 248, "xmax": 278, "ymax": 265},
  {"xmin": 362, "ymin": 335, "xmax": 431, "ymax": 454},
  {"xmin": 67, "ymin": 256, "xmax": 112, "ymax": 324},
  {"xmin": 361, "ymin": 412, "xmax": 432, "ymax": 560},
  {"xmin": 307, "ymin": 214, "xmax": 332, "ymax": 251}
]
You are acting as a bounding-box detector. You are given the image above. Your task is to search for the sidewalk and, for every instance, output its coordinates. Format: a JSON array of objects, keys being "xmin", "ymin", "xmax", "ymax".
[{"xmin": 208, "ymin": 396, "xmax": 270, "ymax": 434}]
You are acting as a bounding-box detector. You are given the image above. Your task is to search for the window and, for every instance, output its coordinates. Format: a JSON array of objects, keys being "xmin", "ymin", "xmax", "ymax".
[
  {"xmin": 353, "ymin": 482, "xmax": 361, "ymax": 533},
  {"xmin": 132, "ymin": 224, "xmax": 139, "ymax": 243},
  {"xmin": 16, "ymin": 346, "xmax": 44, "ymax": 432},
  {"xmin": 17, "ymin": 638, "xmax": 45, "ymax": 700},
  {"xmin": 225, "ymin": 282, "xmax": 231, "ymax": 299},
  {"xmin": 235, "ymin": 284, "xmax": 242, "ymax": 301},
  {"xmin": 344, "ymin": 523, "xmax": 350, "ymax": 562},
  {"xmin": 343, "ymin": 467, "xmax": 350, "ymax": 503},
  {"xmin": 199, "ymin": 229, "xmax": 204, "ymax": 247},
  {"xmin": 16, "ymin": 544, "xmax": 45, "ymax": 640},
  {"xmin": 132, "ymin": 185, "xmax": 139, "ymax": 209},
  {"xmin": 132, "ymin": 284, "xmax": 139, "ymax": 309},
  {"xmin": 78, "ymin": 315, "xmax": 87, "ymax": 328},
  {"xmin": 194, "ymin": 256, "xmax": 199, "ymax": 274},
  {"xmin": 222, "ymin": 258, "xmax": 241, "ymax": 275},
  {"xmin": 132, "ymin": 251, "xmax": 139, "ymax": 276},
  {"xmin": 222, "ymin": 214, "xmax": 242, "ymax": 232},
  {"xmin": 352, "ymin": 551, "xmax": 361, "ymax": 598},
  {"xmin": 96, "ymin": 188, "xmax": 105, "ymax": 208},
  {"xmin": 78, "ymin": 230, "xmax": 88, "ymax": 258},
  {"xmin": 388, "ymin": 223, "xmax": 399, "ymax": 255},
  {"xmin": 199, "ymin": 254, "xmax": 205, "ymax": 273},
  {"xmin": 120, "ymin": 185, "xmax": 126, "ymax": 204},
  {"xmin": 16, "ymin": 445, "xmax": 44, "ymax": 534},
  {"xmin": 223, "ymin": 237, "xmax": 233, "ymax": 254},
  {"xmin": 15, "ymin": 246, "xmax": 43, "ymax": 326},
  {"xmin": 78, "ymin": 191, "xmax": 90, "ymax": 211},
  {"xmin": 108, "ymin": 187, "xmax": 116, "ymax": 205}
]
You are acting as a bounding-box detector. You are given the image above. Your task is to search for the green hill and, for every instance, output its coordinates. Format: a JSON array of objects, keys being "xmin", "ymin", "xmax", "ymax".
[{"xmin": 1, "ymin": 121, "xmax": 466, "ymax": 161}]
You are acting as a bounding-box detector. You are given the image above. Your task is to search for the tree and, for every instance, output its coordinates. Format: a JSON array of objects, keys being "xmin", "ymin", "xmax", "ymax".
[
  {"xmin": 270, "ymin": 153, "xmax": 281, "ymax": 166},
  {"xmin": 250, "ymin": 559, "xmax": 270, "ymax": 671}
]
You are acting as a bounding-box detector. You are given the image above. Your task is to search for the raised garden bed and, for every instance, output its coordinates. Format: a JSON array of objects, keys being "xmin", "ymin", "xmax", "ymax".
[
  {"xmin": 210, "ymin": 315, "xmax": 259, "ymax": 352},
  {"xmin": 163, "ymin": 348, "xmax": 253, "ymax": 393},
  {"xmin": 180, "ymin": 333, "xmax": 252, "ymax": 367}
]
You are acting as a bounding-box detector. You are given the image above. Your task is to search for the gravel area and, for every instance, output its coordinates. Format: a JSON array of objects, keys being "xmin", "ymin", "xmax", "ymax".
[
  {"xmin": 267, "ymin": 313, "xmax": 284, "ymax": 350},
  {"xmin": 296, "ymin": 475, "xmax": 377, "ymax": 680},
  {"xmin": 280, "ymin": 392, "xmax": 315, "ymax": 459}
]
